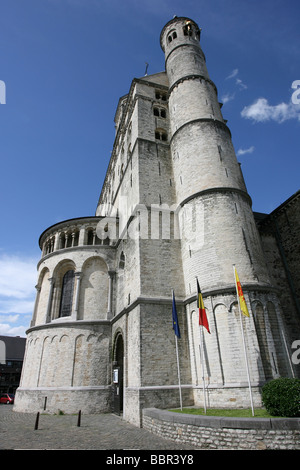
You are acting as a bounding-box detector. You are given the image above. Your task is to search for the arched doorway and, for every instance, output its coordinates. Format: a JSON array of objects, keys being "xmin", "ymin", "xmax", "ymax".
[{"xmin": 112, "ymin": 333, "xmax": 124, "ymax": 415}]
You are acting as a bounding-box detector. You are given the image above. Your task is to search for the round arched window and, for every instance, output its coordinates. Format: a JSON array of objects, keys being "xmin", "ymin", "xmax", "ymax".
[{"xmin": 59, "ymin": 270, "xmax": 75, "ymax": 317}]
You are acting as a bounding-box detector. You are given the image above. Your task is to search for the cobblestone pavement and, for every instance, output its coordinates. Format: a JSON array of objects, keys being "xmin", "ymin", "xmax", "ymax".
[{"xmin": 0, "ymin": 405, "xmax": 199, "ymax": 451}]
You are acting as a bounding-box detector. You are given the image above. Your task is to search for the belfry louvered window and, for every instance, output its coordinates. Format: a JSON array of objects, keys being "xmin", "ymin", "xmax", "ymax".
[{"xmin": 59, "ymin": 270, "xmax": 75, "ymax": 317}]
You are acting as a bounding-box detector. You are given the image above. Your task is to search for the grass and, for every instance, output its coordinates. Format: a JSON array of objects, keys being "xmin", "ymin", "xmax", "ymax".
[{"xmin": 168, "ymin": 407, "xmax": 279, "ymax": 418}]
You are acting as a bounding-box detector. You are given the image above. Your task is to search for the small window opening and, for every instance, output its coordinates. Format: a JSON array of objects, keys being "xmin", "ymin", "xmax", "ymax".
[
  {"xmin": 155, "ymin": 129, "xmax": 168, "ymax": 142},
  {"xmin": 155, "ymin": 90, "xmax": 167, "ymax": 101},
  {"xmin": 87, "ymin": 229, "xmax": 94, "ymax": 245},
  {"xmin": 183, "ymin": 23, "xmax": 193, "ymax": 37},
  {"xmin": 167, "ymin": 31, "xmax": 177, "ymax": 44},
  {"xmin": 119, "ymin": 252, "xmax": 125, "ymax": 269},
  {"xmin": 153, "ymin": 107, "xmax": 167, "ymax": 118}
]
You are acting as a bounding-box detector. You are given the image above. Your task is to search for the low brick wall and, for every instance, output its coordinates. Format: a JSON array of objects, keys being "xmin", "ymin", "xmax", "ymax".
[{"xmin": 142, "ymin": 408, "xmax": 300, "ymax": 450}]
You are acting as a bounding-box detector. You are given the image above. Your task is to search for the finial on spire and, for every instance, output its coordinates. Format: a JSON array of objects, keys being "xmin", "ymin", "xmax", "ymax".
[{"xmin": 144, "ymin": 62, "xmax": 149, "ymax": 76}]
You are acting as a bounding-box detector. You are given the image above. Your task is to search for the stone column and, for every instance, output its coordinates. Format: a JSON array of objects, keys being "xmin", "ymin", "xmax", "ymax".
[
  {"xmin": 30, "ymin": 285, "xmax": 41, "ymax": 327},
  {"xmin": 72, "ymin": 272, "xmax": 82, "ymax": 320},
  {"xmin": 107, "ymin": 271, "xmax": 115, "ymax": 319},
  {"xmin": 45, "ymin": 277, "xmax": 55, "ymax": 323},
  {"xmin": 54, "ymin": 232, "xmax": 60, "ymax": 251},
  {"xmin": 78, "ymin": 225, "xmax": 86, "ymax": 246}
]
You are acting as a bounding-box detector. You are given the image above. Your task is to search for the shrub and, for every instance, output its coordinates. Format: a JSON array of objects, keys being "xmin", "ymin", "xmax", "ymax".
[{"xmin": 262, "ymin": 377, "xmax": 300, "ymax": 417}]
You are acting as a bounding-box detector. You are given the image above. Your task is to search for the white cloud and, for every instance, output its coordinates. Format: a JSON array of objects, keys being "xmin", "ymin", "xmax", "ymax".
[
  {"xmin": 0, "ymin": 255, "xmax": 37, "ymax": 299},
  {"xmin": 0, "ymin": 300, "xmax": 35, "ymax": 315},
  {"xmin": 241, "ymin": 97, "xmax": 300, "ymax": 123},
  {"xmin": 237, "ymin": 146, "xmax": 255, "ymax": 156},
  {"xmin": 236, "ymin": 78, "xmax": 247, "ymax": 90},
  {"xmin": 221, "ymin": 92, "xmax": 235, "ymax": 104},
  {"xmin": 0, "ymin": 323, "xmax": 28, "ymax": 337},
  {"xmin": 0, "ymin": 314, "xmax": 20, "ymax": 323},
  {"xmin": 226, "ymin": 68, "xmax": 239, "ymax": 79},
  {"xmin": 222, "ymin": 68, "xmax": 247, "ymax": 105},
  {"xmin": 0, "ymin": 254, "xmax": 37, "ymax": 337}
]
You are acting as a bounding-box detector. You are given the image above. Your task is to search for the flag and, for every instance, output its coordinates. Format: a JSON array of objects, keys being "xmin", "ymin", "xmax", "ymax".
[
  {"xmin": 234, "ymin": 267, "xmax": 250, "ymax": 317},
  {"xmin": 197, "ymin": 279, "xmax": 210, "ymax": 333},
  {"xmin": 172, "ymin": 290, "xmax": 181, "ymax": 338}
]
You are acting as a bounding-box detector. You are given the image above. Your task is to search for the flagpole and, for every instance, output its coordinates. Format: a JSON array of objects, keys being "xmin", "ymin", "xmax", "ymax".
[
  {"xmin": 196, "ymin": 277, "xmax": 207, "ymax": 414},
  {"xmin": 199, "ymin": 324, "xmax": 207, "ymax": 414},
  {"xmin": 175, "ymin": 335, "xmax": 183, "ymax": 411},
  {"xmin": 233, "ymin": 265, "xmax": 254, "ymax": 416},
  {"xmin": 172, "ymin": 290, "xmax": 182, "ymax": 411}
]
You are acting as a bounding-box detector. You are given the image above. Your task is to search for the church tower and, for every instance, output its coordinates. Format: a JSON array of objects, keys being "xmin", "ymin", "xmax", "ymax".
[
  {"xmin": 160, "ymin": 17, "xmax": 291, "ymax": 406},
  {"xmin": 14, "ymin": 17, "xmax": 294, "ymax": 426},
  {"xmin": 161, "ymin": 17, "xmax": 270, "ymax": 292}
]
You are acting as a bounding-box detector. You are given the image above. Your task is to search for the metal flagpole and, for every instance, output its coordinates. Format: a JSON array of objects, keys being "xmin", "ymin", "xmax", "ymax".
[
  {"xmin": 196, "ymin": 276, "xmax": 207, "ymax": 414},
  {"xmin": 175, "ymin": 335, "xmax": 183, "ymax": 411},
  {"xmin": 233, "ymin": 265, "xmax": 254, "ymax": 416},
  {"xmin": 172, "ymin": 289, "xmax": 182, "ymax": 411},
  {"xmin": 199, "ymin": 325, "xmax": 207, "ymax": 414}
]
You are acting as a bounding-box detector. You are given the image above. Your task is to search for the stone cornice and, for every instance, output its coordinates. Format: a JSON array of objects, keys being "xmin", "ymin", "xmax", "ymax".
[
  {"xmin": 178, "ymin": 186, "xmax": 253, "ymax": 209},
  {"xmin": 170, "ymin": 117, "xmax": 231, "ymax": 143},
  {"xmin": 169, "ymin": 73, "xmax": 217, "ymax": 96}
]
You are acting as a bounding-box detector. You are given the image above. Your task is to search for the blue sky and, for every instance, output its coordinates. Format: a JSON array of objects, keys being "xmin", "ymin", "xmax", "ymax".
[{"xmin": 0, "ymin": 0, "xmax": 299, "ymax": 337}]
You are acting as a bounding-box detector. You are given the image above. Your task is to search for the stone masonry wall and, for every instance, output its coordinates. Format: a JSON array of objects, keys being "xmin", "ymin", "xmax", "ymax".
[
  {"xmin": 257, "ymin": 192, "xmax": 300, "ymax": 378},
  {"xmin": 143, "ymin": 408, "xmax": 300, "ymax": 450}
]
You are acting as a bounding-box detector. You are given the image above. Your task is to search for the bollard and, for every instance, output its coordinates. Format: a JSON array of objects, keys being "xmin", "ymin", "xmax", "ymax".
[
  {"xmin": 77, "ymin": 410, "xmax": 81, "ymax": 427},
  {"xmin": 34, "ymin": 411, "xmax": 40, "ymax": 430}
]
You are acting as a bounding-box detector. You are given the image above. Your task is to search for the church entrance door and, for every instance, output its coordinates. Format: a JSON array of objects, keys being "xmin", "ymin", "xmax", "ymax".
[{"xmin": 112, "ymin": 334, "xmax": 124, "ymax": 415}]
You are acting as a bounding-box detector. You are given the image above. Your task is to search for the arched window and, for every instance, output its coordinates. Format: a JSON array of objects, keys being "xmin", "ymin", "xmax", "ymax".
[
  {"xmin": 183, "ymin": 23, "xmax": 193, "ymax": 37},
  {"xmin": 59, "ymin": 270, "xmax": 75, "ymax": 317},
  {"xmin": 167, "ymin": 30, "xmax": 177, "ymax": 43},
  {"xmin": 87, "ymin": 229, "xmax": 94, "ymax": 245}
]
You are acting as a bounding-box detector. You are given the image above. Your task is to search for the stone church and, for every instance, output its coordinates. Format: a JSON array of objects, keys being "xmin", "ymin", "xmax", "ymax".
[{"xmin": 14, "ymin": 17, "xmax": 300, "ymax": 426}]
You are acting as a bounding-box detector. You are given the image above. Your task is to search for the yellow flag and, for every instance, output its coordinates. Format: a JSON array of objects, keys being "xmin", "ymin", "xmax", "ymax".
[{"xmin": 234, "ymin": 267, "xmax": 250, "ymax": 317}]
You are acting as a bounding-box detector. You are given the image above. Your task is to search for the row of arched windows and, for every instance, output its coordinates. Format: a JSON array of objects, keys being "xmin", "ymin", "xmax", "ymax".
[
  {"xmin": 42, "ymin": 227, "xmax": 111, "ymax": 257},
  {"xmin": 166, "ymin": 23, "xmax": 200, "ymax": 45}
]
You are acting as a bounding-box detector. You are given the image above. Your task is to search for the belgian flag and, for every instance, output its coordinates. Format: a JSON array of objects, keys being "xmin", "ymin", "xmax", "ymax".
[{"xmin": 197, "ymin": 279, "xmax": 210, "ymax": 333}]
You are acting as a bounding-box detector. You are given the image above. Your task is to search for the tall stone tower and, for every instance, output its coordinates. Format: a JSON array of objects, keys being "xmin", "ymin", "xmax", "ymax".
[
  {"xmin": 14, "ymin": 17, "xmax": 294, "ymax": 427},
  {"xmin": 159, "ymin": 16, "xmax": 291, "ymax": 407},
  {"xmin": 161, "ymin": 17, "xmax": 269, "ymax": 292}
]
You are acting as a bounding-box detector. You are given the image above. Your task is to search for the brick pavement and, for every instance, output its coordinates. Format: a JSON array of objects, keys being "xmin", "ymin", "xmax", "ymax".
[{"xmin": 0, "ymin": 404, "xmax": 198, "ymax": 451}]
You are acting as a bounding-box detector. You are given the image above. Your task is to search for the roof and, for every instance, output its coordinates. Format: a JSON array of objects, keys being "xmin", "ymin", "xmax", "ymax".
[{"xmin": 0, "ymin": 335, "xmax": 26, "ymax": 361}]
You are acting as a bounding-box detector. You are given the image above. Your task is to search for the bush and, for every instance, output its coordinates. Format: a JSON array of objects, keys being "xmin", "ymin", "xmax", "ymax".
[{"xmin": 262, "ymin": 377, "xmax": 300, "ymax": 417}]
